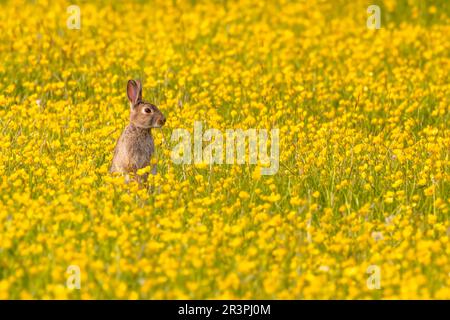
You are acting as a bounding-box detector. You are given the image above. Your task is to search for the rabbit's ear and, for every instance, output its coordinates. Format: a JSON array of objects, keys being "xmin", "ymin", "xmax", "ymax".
[{"xmin": 127, "ymin": 79, "xmax": 142, "ymax": 107}]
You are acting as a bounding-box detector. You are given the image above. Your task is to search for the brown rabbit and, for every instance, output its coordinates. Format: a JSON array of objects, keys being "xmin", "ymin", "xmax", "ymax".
[{"xmin": 110, "ymin": 79, "xmax": 166, "ymax": 183}]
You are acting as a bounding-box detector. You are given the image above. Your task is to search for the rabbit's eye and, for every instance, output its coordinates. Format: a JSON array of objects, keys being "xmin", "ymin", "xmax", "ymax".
[{"xmin": 144, "ymin": 108, "xmax": 152, "ymax": 114}]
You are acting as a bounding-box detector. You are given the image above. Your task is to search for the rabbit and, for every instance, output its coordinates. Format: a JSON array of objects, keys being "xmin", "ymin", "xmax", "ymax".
[{"xmin": 110, "ymin": 79, "xmax": 166, "ymax": 184}]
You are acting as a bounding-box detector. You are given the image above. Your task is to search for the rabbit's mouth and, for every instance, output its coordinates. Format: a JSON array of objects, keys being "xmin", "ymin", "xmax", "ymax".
[{"xmin": 152, "ymin": 117, "xmax": 166, "ymax": 128}]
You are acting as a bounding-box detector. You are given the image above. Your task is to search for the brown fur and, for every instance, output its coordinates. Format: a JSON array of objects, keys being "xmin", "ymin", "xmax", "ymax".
[{"xmin": 110, "ymin": 80, "xmax": 165, "ymax": 183}]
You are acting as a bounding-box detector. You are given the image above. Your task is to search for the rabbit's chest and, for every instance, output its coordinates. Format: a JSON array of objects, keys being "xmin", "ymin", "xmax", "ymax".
[
  {"xmin": 113, "ymin": 126, "xmax": 155, "ymax": 171},
  {"xmin": 126, "ymin": 133, "xmax": 154, "ymax": 168}
]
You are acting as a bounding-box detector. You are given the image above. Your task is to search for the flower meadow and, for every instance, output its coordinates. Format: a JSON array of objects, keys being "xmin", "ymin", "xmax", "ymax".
[{"xmin": 0, "ymin": 0, "xmax": 449, "ymax": 299}]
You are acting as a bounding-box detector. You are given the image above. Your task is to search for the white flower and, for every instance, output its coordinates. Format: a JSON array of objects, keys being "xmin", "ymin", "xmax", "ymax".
[{"xmin": 371, "ymin": 231, "xmax": 384, "ymax": 241}]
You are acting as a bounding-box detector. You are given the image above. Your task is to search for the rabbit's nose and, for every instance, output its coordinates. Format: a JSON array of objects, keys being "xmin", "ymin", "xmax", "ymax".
[{"xmin": 159, "ymin": 117, "xmax": 166, "ymax": 126}]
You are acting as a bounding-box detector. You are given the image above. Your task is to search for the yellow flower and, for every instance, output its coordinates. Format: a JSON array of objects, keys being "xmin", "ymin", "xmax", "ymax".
[
  {"xmin": 424, "ymin": 185, "xmax": 435, "ymax": 197},
  {"xmin": 267, "ymin": 193, "xmax": 281, "ymax": 203},
  {"xmin": 239, "ymin": 191, "xmax": 250, "ymax": 199}
]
